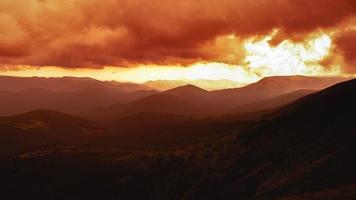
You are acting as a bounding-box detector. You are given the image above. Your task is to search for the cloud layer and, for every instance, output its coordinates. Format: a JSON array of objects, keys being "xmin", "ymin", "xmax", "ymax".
[{"xmin": 0, "ymin": 0, "xmax": 355, "ymax": 69}]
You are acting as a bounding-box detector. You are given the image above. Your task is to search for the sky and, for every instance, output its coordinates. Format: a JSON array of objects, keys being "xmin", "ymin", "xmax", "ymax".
[{"xmin": 0, "ymin": 0, "xmax": 355, "ymax": 85}]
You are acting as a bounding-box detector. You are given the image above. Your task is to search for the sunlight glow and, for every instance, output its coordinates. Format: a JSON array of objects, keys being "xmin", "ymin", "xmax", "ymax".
[
  {"xmin": 244, "ymin": 33, "xmax": 337, "ymax": 76},
  {"xmin": 0, "ymin": 32, "xmax": 344, "ymax": 88}
]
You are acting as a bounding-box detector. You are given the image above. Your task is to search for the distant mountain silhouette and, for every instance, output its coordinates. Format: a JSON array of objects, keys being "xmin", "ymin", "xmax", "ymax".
[
  {"xmin": 0, "ymin": 76, "xmax": 157, "ymax": 116},
  {"xmin": 86, "ymin": 76, "xmax": 349, "ymax": 122},
  {"xmin": 85, "ymin": 86, "xmax": 209, "ymax": 122},
  {"xmin": 211, "ymin": 76, "xmax": 350, "ymax": 109},
  {"xmin": 0, "ymin": 76, "xmax": 151, "ymax": 92},
  {"xmin": 165, "ymin": 84, "xmax": 209, "ymax": 96},
  {"xmin": 144, "ymin": 79, "xmax": 244, "ymax": 91}
]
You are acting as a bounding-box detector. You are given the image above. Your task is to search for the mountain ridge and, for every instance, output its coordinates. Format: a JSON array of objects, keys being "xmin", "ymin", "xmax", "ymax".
[
  {"xmin": 85, "ymin": 76, "xmax": 349, "ymax": 121},
  {"xmin": 190, "ymin": 78, "xmax": 356, "ymax": 199}
]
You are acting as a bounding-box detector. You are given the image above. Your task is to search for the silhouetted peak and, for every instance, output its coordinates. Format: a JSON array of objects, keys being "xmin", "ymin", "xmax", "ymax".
[{"xmin": 166, "ymin": 84, "xmax": 208, "ymax": 95}]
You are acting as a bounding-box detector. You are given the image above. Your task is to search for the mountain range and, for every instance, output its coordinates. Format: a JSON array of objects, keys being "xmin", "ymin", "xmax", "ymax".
[
  {"xmin": 0, "ymin": 77, "xmax": 355, "ymax": 199},
  {"xmin": 84, "ymin": 76, "xmax": 349, "ymax": 122},
  {"xmin": 0, "ymin": 76, "xmax": 157, "ymax": 116}
]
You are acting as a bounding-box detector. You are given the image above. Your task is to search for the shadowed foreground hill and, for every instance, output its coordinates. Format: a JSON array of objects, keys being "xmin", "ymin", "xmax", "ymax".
[
  {"xmin": 0, "ymin": 110, "xmax": 104, "ymax": 153},
  {"xmin": 189, "ymin": 78, "xmax": 356, "ymax": 199}
]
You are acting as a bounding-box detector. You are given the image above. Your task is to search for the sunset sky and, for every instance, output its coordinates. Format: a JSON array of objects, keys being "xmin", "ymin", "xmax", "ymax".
[{"xmin": 0, "ymin": 0, "xmax": 355, "ymax": 85}]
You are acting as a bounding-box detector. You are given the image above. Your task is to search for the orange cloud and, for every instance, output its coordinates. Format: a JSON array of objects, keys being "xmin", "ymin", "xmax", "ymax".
[
  {"xmin": 334, "ymin": 30, "xmax": 356, "ymax": 72},
  {"xmin": 0, "ymin": 0, "xmax": 355, "ymax": 69}
]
